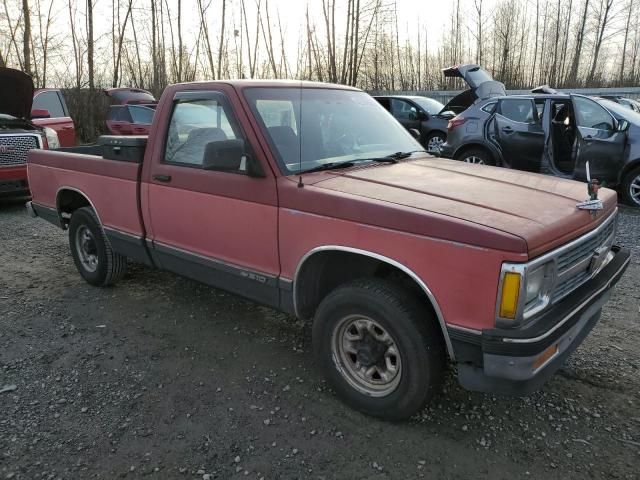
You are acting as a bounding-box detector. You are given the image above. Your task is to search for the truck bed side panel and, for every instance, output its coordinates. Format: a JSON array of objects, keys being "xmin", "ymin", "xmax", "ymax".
[{"xmin": 28, "ymin": 150, "xmax": 144, "ymax": 237}]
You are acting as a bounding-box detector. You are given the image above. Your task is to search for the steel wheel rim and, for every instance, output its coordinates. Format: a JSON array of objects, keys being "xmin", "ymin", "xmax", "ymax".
[
  {"xmin": 464, "ymin": 155, "xmax": 485, "ymax": 165},
  {"xmin": 427, "ymin": 136, "xmax": 444, "ymax": 153},
  {"xmin": 75, "ymin": 226, "xmax": 98, "ymax": 273},
  {"xmin": 331, "ymin": 315, "xmax": 402, "ymax": 397},
  {"xmin": 630, "ymin": 174, "xmax": 640, "ymax": 206}
]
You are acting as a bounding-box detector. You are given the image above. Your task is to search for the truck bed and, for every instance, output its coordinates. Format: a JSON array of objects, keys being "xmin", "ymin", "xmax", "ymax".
[{"xmin": 27, "ymin": 146, "xmax": 145, "ymax": 239}]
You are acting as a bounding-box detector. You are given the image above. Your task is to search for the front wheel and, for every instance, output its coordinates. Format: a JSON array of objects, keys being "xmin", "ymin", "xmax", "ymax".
[
  {"xmin": 69, "ymin": 207, "xmax": 127, "ymax": 286},
  {"xmin": 312, "ymin": 278, "xmax": 445, "ymax": 420},
  {"xmin": 425, "ymin": 132, "xmax": 446, "ymax": 154},
  {"xmin": 456, "ymin": 147, "xmax": 495, "ymax": 166},
  {"xmin": 621, "ymin": 166, "xmax": 640, "ymax": 207}
]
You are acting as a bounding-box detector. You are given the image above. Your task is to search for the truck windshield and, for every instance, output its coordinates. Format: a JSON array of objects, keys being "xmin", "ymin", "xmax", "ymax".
[{"xmin": 244, "ymin": 87, "xmax": 422, "ymax": 175}]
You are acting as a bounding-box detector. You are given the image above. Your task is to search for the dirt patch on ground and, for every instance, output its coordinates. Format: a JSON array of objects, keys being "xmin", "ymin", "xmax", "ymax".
[{"xmin": 1, "ymin": 198, "xmax": 639, "ymax": 479}]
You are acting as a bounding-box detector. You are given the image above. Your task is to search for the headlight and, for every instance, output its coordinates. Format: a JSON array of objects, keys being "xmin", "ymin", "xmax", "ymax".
[
  {"xmin": 497, "ymin": 261, "xmax": 555, "ymax": 327},
  {"xmin": 44, "ymin": 127, "xmax": 60, "ymax": 149}
]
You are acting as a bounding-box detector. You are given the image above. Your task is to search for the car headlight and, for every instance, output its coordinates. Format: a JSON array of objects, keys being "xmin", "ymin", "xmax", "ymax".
[
  {"xmin": 44, "ymin": 127, "xmax": 60, "ymax": 149},
  {"xmin": 497, "ymin": 261, "xmax": 555, "ymax": 327}
]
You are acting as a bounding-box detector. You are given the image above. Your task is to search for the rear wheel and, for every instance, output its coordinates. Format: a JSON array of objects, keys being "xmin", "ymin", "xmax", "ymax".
[
  {"xmin": 456, "ymin": 147, "xmax": 495, "ymax": 166},
  {"xmin": 69, "ymin": 207, "xmax": 127, "ymax": 286},
  {"xmin": 312, "ymin": 278, "xmax": 445, "ymax": 420},
  {"xmin": 621, "ymin": 166, "xmax": 640, "ymax": 207}
]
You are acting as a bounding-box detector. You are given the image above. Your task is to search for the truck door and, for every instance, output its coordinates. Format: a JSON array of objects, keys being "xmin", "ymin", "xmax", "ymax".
[
  {"xmin": 571, "ymin": 95, "xmax": 626, "ymax": 183},
  {"xmin": 491, "ymin": 97, "xmax": 544, "ymax": 171},
  {"xmin": 142, "ymin": 88, "xmax": 280, "ymax": 307}
]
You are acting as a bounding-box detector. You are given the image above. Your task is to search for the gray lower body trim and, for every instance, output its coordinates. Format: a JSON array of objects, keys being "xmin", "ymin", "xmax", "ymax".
[
  {"xmin": 29, "ymin": 202, "xmax": 62, "ymax": 228},
  {"xmin": 104, "ymin": 228, "xmax": 154, "ymax": 267},
  {"xmin": 150, "ymin": 241, "xmax": 285, "ymax": 311}
]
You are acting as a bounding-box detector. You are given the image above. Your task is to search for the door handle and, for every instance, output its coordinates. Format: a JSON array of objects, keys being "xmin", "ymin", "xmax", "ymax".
[
  {"xmin": 153, "ymin": 174, "xmax": 172, "ymax": 183},
  {"xmin": 501, "ymin": 126, "xmax": 513, "ymax": 134}
]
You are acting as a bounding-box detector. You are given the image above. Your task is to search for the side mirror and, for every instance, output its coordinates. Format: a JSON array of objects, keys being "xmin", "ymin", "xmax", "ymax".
[
  {"xmin": 440, "ymin": 110, "xmax": 456, "ymax": 119},
  {"xmin": 409, "ymin": 128, "xmax": 421, "ymax": 140},
  {"xmin": 418, "ymin": 111, "xmax": 429, "ymax": 121},
  {"xmin": 618, "ymin": 119, "xmax": 630, "ymax": 132},
  {"xmin": 31, "ymin": 109, "xmax": 51, "ymax": 119},
  {"xmin": 203, "ymin": 139, "xmax": 245, "ymax": 171},
  {"xmin": 202, "ymin": 139, "xmax": 265, "ymax": 177}
]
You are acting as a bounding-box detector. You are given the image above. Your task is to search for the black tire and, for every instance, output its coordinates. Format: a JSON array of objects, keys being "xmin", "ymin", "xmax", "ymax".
[
  {"xmin": 455, "ymin": 147, "xmax": 496, "ymax": 166},
  {"xmin": 425, "ymin": 132, "xmax": 446, "ymax": 154},
  {"xmin": 621, "ymin": 166, "xmax": 640, "ymax": 207},
  {"xmin": 68, "ymin": 206, "xmax": 127, "ymax": 286},
  {"xmin": 312, "ymin": 278, "xmax": 445, "ymax": 421}
]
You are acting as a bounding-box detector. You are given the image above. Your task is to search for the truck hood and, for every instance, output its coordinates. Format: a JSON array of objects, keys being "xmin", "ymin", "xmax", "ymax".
[
  {"xmin": 0, "ymin": 67, "xmax": 34, "ymax": 119},
  {"xmin": 313, "ymin": 157, "xmax": 617, "ymax": 257}
]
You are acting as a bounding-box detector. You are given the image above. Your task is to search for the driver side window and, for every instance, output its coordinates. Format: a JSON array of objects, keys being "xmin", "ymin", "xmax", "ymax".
[
  {"xmin": 164, "ymin": 95, "xmax": 243, "ymax": 171},
  {"xmin": 391, "ymin": 99, "xmax": 419, "ymax": 120},
  {"xmin": 573, "ymin": 97, "xmax": 614, "ymax": 131}
]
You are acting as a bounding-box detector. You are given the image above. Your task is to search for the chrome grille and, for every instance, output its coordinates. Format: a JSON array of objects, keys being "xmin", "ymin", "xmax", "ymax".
[
  {"xmin": 551, "ymin": 214, "xmax": 616, "ymax": 302},
  {"xmin": 0, "ymin": 135, "xmax": 40, "ymax": 167}
]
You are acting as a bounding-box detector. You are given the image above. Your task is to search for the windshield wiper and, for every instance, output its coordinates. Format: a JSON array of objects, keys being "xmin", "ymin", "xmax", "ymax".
[
  {"xmin": 300, "ymin": 151, "xmax": 427, "ymax": 174},
  {"xmin": 351, "ymin": 150, "xmax": 428, "ymax": 164},
  {"xmin": 301, "ymin": 161, "xmax": 356, "ymax": 174}
]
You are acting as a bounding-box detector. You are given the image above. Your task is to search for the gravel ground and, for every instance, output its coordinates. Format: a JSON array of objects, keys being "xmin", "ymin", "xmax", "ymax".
[{"xmin": 1, "ymin": 197, "xmax": 639, "ymax": 480}]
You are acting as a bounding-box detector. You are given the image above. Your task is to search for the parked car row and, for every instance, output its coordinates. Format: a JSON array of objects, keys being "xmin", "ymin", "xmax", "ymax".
[
  {"xmin": 374, "ymin": 64, "xmax": 640, "ymax": 208},
  {"xmin": 374, "ymin": 64, "xmax": 506, "ymax": 154},
  {"xmin": 439, "ymin": 91, "xmax": 640, "ymax": 207}
]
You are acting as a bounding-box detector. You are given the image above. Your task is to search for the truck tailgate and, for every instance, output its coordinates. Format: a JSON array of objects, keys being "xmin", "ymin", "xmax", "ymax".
[{"xmin": 27, "ymin": 149, "xmax": 145, "ymax": 237}]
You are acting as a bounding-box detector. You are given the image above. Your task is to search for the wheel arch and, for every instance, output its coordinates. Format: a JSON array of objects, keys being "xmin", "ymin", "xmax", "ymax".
[
  {"xmin": 453, "ymin": 142, "xmax": 501, "ymax": 164},
  {"xmin": 55, "ymin": 186, "xmax": 102, "ymax": 229},
  {"xmin": 618, "ymin": 158, "xmax": 640, "ymax": 187},
  {"xmin": 426, "ymin": 129, "xmax": 447, "ymax": 139},
  {"xmin": 293, "ymin": 246, "xmax": 455, "ymax": 359}
]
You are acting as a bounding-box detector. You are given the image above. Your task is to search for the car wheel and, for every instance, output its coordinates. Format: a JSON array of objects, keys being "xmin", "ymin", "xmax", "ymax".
[
  {"xmin": 621, "ymin": 166, "xmax": 640, "ymax": 207},
  {"xmin": 457, "ymin": 148, "xmax": 495, "ymax": 166},
  {"xmin": 69, "ymin": 206, "xmax": 127, "ymax": 286},
  {"xmin": 312, "ymin": 278, "xmax": 445, "ymax": 421},
  {"xmin": 426, "ymin": 132, "xmax": 446, "ymax": 154}
]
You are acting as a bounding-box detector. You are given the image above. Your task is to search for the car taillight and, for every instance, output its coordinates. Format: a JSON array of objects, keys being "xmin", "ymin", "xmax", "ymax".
[{"xmin": 447, "ymin": 116, "xmax": 466, "ymax": 132}]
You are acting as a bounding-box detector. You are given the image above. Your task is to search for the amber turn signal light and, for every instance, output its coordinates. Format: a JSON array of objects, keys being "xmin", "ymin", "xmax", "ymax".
[
  {"xmin": 499, "ymin": 272, "xmax": 521, "ymax": 319},
  {"xmin": 533, "ymin": 344, "xmax": 558, "ymax": 371}
]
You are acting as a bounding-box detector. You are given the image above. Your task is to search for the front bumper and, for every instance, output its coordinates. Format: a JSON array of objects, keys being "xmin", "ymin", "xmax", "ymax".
[
  {"xmin": 450, "ymin": 246, "xmax": 631, "ymax": 395},
  {"xmin": 0, "ymin": 165, "xmax": 29, "ymax": 197}
]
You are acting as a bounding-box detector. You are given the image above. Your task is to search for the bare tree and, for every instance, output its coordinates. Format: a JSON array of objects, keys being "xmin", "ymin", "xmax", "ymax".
[
  {"xmin": 86, "ymin": 0, "xmax": 94, "ymax": 91},
  {"xmin": 587, "ymin": 0, "xmax": 614, "ymax": 85},
  {"xmin": 618, "ymin": 0, "xmax": 633, "ymax": 84},
  {"xmin": 22, "ymin": 0, "xmax": 30, "ymax": 75},
  {"xmin": 217, "ymin": 0, "xmax": 225, "ymax": 78}
]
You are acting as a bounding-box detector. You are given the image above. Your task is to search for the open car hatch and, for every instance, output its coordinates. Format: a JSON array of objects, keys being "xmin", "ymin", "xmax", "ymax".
[{"xmin": 440, "ymin": 64, "xmax": 506, "ymax": 115}]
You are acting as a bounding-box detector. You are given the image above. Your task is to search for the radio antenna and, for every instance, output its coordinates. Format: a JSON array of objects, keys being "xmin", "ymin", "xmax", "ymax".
[{"xmin": 298, "ymin": 79, "xmax": 304, "ymax": 188}]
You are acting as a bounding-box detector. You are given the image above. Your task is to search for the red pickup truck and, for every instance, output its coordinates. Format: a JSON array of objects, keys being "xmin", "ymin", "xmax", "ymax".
[
  {"xmin": 26, "ymin": 80, "xmax": 630, "ymax": 420},
  {"xmin": 0, "ymin": 67, "xmax": 75, "ymax": 198}
]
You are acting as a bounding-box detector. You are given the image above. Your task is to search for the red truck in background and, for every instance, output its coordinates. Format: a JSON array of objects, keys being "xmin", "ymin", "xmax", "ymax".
[
  {"xmin": 32, "ymin": 88, "xmax": 76, "ymax": 147},
  {"xmin": 0, "ymin": 67, "xmax": 75, "ymax": 198},
  {"xmin": 104, "ymin": 88, "xmax": 157, "ymax": 136},
  {"xmin": 26, "ymin": 80, "xmax": 630, "ymax": 420}
]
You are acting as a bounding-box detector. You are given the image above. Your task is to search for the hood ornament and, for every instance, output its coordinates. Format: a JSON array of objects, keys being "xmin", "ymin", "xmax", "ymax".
[{"xmin": 576, "ymin": 161, "xmax": 603, "ymax": 212}]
